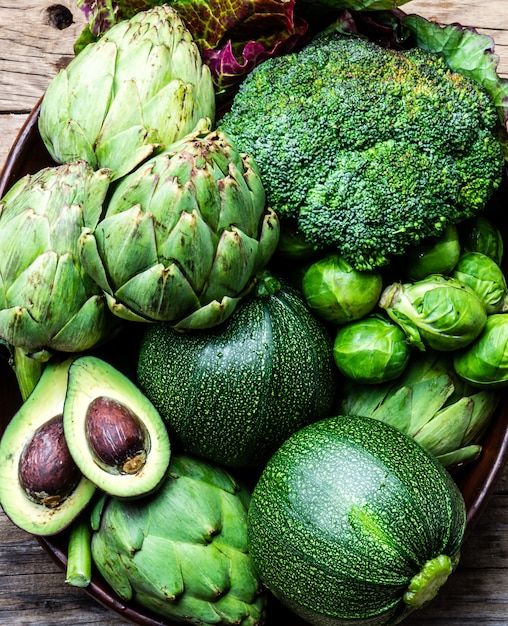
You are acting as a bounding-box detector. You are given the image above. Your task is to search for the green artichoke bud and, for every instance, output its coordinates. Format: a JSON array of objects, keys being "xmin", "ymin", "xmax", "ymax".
[
  {"xmin": 454, "ymin": 314, "xmax": 508, "ymax": 388},
  {"xmin": 452, "ymin": 251, "xmax": 508, "ymax": 314},
  {"xmin": 91, "ymin": 454, "xmax": 267, "ymax": 626},
  {"xmin": 0, "ymin": 162, "xmax": 113, "ymax": 352},
  {"xmin": 379, "ymin": 274, "xmax": 487, "ymax": 351},
  {"xmin": 79, "ymin": 120, "xmax": 279, "ymax": 329},
  {"xmin": 39, "ymin": 6, "xmax": 215, "ymax": 180},
  {"xmin": 402, "ymin": 224, "xmax": 460, "ymax": 281},
  {"xmin": 339, "ymin": 350, "xmax": 501, "ymax": 469},
  {"xmin": 302, "ymin": 253, "xmax": 382, "ymax": 324},
  {"xmin": 0, "ymin": 162, "xmax": 117, "ymax": 396},
  {"xmin": 458, "ymin": 214, "xmax": 504, "ymax": 265},
  {"xmin": 333, "ymin": 314, "xmax": 410, "ymax": 384}
]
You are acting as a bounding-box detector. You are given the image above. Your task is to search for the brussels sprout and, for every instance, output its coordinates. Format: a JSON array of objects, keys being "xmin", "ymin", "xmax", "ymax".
[
  {"xmin": 333, "ymin": 314, "xmax": 411, "ymax": 384},
  {"xmin": 454, "ymin": 314, "xmax": 508, "ymax": 388},
  {"xmin": 379, "ymin": 274, "xmax": 487, "ymax": 351},
  {"xmin": 302, "ymin": 253, "xmax": 383, "ymax": 324},
  {"xmin": 452, "ymin": 251, "xmax": 508, "ymax": 314},
  {"xmin": 458, "ymin": 214, "xmax": 504, "ymax": 265},
  {"xmin": 402, "ymin": 224, "xmax": 460, "ymax": 281}
]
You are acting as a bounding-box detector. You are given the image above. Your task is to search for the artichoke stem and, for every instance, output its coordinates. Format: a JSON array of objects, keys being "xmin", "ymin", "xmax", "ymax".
[
  {"xmin": 65, "ymin": 517, "xmax": 92, "ymax": 588},
  {"xmin": 12, "ymin": 346, "xmax": 48, "ymax": 402}
]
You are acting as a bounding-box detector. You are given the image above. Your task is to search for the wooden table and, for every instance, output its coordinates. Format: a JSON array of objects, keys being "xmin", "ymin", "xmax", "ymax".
[{"xmin": 1, "ymin": 1, "xmax": 508, "ymax": 624}]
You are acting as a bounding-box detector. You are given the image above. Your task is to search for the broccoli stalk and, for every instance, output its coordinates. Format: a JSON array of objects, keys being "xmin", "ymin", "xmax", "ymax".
[{"xmin": 219, "ymin": 29, "xmax": 505, "ymax": 271}]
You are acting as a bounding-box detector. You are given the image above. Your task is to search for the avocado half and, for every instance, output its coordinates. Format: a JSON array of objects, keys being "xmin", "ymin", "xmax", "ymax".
[
  {"xmin": 63, "ymin": 356, "xmax": 171, "ymax": 499},
  {"xmin": 0, "ymin": 358, "xmax": 96, "ymax": 536}
]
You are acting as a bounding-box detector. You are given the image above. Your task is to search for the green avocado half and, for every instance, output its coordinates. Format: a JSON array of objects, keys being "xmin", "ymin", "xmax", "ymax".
[
  {"xmin": 0, "ymin": 358, "xmax": 96, "ymax": 536},
  {"xmin": 63, "ymin": 356, "xmax": 171, "ymax": 499}
]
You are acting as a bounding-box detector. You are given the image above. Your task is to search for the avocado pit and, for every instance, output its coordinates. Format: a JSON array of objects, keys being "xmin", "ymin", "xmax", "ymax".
[
  {"xmin": 19, "ymin": 414, "xmax": 81, "ymax": 508},
  {"xmin": 85, "ymin": 396, "xmax": 149, "ymax": 475}
]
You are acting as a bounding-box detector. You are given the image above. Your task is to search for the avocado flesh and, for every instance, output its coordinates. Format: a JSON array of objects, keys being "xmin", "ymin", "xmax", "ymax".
[
  {"xmin": 0, "ymin": 358, "xmax": 96, "ymax": 536},
  {"xmin": 63, "ymin": 356, "xmax": 171, "ymax": 499}
]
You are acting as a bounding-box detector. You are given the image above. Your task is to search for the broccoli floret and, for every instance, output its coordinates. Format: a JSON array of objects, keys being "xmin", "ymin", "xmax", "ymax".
[{"xmin": 218, "ymin": 31, "xmax": 505, "ymax": 270}]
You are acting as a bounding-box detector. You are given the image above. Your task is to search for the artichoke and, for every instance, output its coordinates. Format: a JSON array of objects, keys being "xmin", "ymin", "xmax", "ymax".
[
  {"xmin": 0, "ymin": 162, "xmax": 116, "ymax": 399},
  {"xmin": 39, "ymin": 6, "xmax": 215, "ymax": 180},
  {"xmin": 91, "ymin": 454, "xmax": 267, "ymax": 626},
  {"xmin": 79, "ymin": 119, "xmax": 280, "ymax": 330},
  {"xmin": 339, "ymin": 350, "xmax": 501, "ymax": 469}
]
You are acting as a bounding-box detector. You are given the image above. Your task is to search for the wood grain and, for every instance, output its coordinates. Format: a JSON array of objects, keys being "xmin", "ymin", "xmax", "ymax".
[{"xmin": 1, "ymin": 1, "xmax": 508, "ymax": 625}]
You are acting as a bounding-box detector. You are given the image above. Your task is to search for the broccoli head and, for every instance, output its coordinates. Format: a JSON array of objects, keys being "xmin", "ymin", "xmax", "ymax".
[{"xmin": 218, "ymin": 31, "xmax": 505, "ymax": 270}]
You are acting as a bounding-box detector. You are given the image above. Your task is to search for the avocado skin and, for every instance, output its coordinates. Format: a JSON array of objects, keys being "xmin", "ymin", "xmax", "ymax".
[{"xmin": 0, "ymin": 359, "xmax": 96, "ymax": 536}]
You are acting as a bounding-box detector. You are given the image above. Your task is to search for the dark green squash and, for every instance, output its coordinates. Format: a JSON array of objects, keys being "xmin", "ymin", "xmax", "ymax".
[
  {"xmin": 136, "ymin": 272, "xmax": 336, "ymax": 467},
  {"xmin": 247, "ymin": 414, "xmax": 467, "ymax": 626}
]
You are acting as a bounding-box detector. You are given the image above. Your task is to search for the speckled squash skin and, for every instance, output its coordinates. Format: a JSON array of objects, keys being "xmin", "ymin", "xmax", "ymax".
[
  {"xmin": 136, "ymin": 277, "xmax": 336, "ymax": 467},
  {"xmin": 247, "ymin": 414, "xmax": 467, "ymax": 626}
]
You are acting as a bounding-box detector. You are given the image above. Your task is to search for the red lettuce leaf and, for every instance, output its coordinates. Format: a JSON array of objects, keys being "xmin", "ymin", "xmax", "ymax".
[{"xmin": 76, "ymin": 0, "xmax": 308, "ymax": 93}]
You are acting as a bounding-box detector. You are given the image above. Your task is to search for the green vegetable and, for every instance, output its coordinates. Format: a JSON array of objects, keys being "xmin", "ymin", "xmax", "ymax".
[
  {"xmin": 0, "ymin": 162, "xmax": 115, "ymax": 398},
  {"xmin": 136, "ymin": 272, "xmax": 336, "ymax": 466},
  {"xmin": 247, "ymin": 414, "xmax": 466, "ymax": 625},
  {"xmin": 333, "ymin": 314, "xmax": 410, "ymax": 384},
  {"xmin": 302, "ymin": 253, "xmax": 382, "ymax": 324},
  {"xmin": 402, "ymin": 224, "xmax": 461, "ymax": 281},
  {"xmin": 218, "ymin": 29, "xmax": 504, "ymax": 270},
  {"xmin": 63, "ymin": 356, "xmax": 171, "ymax": 498},
  {"xmin": 452, "ymin": 251, "xmax": 508, "ymax": 313},
  {"xmin": 458, "ymin": 214, "xmax": 504, "ymax": 265},
  {"xmin": 39, "ymin": 6, "xmax": 216, "ymax": 180},
  {"xmin": 91, "ymin": 454, "xmax": 266, "ymax": 625},
  {"xmin": 75, "ymin": 0, "xmax": 308, "ymax": 97},
  {"xmin": 0, "ymin": 358, "xmax": 96, "ymax": 536},
  {"xmin": 79, "ymin": 119, "xmax": 279, "ymax": 329},
  {"xmin": 339, "ymin": 350, "xmax": 501, "ymax": 468},
  {"xmin": 454, "ymin": 314, "xmax": 508, "ymax": 388},
  {"xmin": 379, "ymin": 274, "xmax": 488, "ymax": 351}
]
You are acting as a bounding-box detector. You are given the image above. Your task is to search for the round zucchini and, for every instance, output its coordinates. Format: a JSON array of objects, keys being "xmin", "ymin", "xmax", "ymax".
[
  {"xmin": 247, "ymin": 414, "xmax": 467, "ymax": 625},
  {"xmin": 136, "ymin": 272, "xmax": 336, "ymax": 467}
]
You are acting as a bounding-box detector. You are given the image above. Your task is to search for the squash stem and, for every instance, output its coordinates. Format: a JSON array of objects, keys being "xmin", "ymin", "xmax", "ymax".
[
  {"xmin": 65, "ymin": 517, "xmax": 92, "ymax": 588},
  {"xmin": 403, "ymin": 554, "xmax": 453, "ymax": 609}
]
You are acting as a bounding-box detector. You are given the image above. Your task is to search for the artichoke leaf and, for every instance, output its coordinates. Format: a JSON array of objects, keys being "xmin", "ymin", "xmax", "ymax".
[
  {"xmin": 50, "ymin": 295, "xmax": 114, "ymax": 352},
  {"xmin": 114, "ymin": 262, "xmax": 200, "ymax": 322},
  {"xmin": 129, "ymin": 535, "xmax": 185, "ymax": 601},
  {"xmin": 177, "ymin": 542, "xmax": 231, "ymax": 600},
  {"xmin": 201, "ymin": 227, "xmax": 259, "ymax": 302},
  {"xmin": 79, "ymin": 228, "xmax": 114, "ymax": 294},
  {"xmin": 436, "ymin": 445, "xmax": 482, "ymax": 470},
  {"xmin": 415, "ymin": 397, "xmax": 474, "ymax": 456},
  {"xmin": 190, "ymin": 166, "xmax": 222, "ymax": 231},
  {"xmin": 216, "ymin": 172, "xmax": 261, "ymax": 237},
  {"xmin": 403, "ymin": 375, "xmax": 455, "ymax": 437},
  {"xmin": 158, "ymin": 209, "xmax": 215, "ymax": 294},
  {"xmin": 0, "ymin": 306, "xmax": 50, "ymax": 349},
  {"xmin": 96, "ymin": 206, "xmax": 159, "ymax": 287},
  {"xmin": 254, "ymin": 209, "xmax": 281, "ymax": 273},
  {"xmin": 0, "ymin": 210, "xmax": 51, "ymax": 282},
  {"xmin": 213, "ymin": 542, "xmax": 261, "ymax": 601},
  {"xmin": 65, "ymin": 41, "xmax": 116, "ymax": 136},
  {"xmin": 171, "ymin": 295, "xmax": 241, "ymax": 331},
  {"xmin": 463, "ymin": 390, "xmax": 501, "ymax": 443}
]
